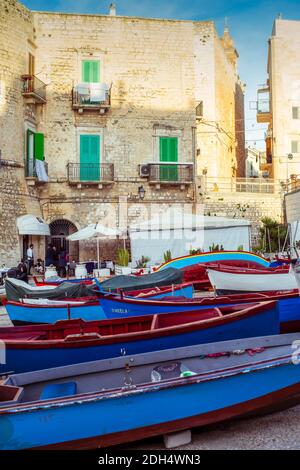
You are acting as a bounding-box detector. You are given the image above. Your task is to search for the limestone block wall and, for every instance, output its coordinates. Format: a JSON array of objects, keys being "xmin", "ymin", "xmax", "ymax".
[
  {"xmin": 0, "ymin": 0, "xmax": 43, "ymax": 266},
  {"xmin": 268, "ymin": 19, "xmax": 300, "ymax": 180},
  {"xmin": 202, "ymin": 191, "xmax": 283, "ymax": 246},
  {"xmin": 33, "ymin": 13, "xmax": 198, "ymax": 181}
]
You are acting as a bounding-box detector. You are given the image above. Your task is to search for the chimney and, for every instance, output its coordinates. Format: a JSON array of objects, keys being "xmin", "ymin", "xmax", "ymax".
[{"xmin": 109, "ymin": 3, "xmax": 116, "ymax": 16}]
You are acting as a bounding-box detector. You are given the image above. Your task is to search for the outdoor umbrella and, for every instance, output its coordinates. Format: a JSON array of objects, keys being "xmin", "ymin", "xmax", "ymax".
[{"xmin": 67, "ymin": 223, "xmax": 124, "ymax": 269}]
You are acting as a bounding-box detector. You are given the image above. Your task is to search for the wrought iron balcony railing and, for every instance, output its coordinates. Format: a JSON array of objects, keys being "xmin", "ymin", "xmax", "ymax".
[
  {"xmin": 21, "ymin": 75, "xmax": 47, "ymax": 103},
  {"xmin": 148, "ymin": 163, "xmax": 194, "ymax": 184},
  {"xmin": 72, "ymin": 83, "xmax": 111, "ymax": 111},
  {"xmin": 67, "ymin": 163, "xmax": 114, "ymax": 183}
]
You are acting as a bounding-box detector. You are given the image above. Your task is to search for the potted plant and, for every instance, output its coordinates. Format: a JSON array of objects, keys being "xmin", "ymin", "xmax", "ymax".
[
  {"xmin": 163, "ymin": 250, "xmax": 172, "ymax": 263},
  {"xmin": 115, "ymin": 248, "xmax": 131, "ymax": 275}
]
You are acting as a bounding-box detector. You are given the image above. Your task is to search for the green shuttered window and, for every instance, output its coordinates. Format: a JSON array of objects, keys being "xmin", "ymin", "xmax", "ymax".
[
  {"xmin": 34, "ymin": 133, "xmax": 45, "ymax": 161},
  {"xmin": 80, "ymin": 134, "xmax": 100, "ymax": 181},
  {"xmin": 82, "ymin": 60, "xmax": 100, "ymax": 83},
  {"xmin": 159, "ymin": 137, "xmax": 178, "ymax": 181}
]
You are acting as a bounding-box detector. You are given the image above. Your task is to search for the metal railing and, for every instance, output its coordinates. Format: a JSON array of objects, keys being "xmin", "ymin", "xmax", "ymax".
[
  {"xmin": 72, "ymin": 83, "xmax": 111, "ymax": 109},
  {"xmin": 286, "ymin": 175, "xmax": 300, "ymax": 193},
  {"xmin": 201, "ymin": 177, "xmax": 281, "ymax": 194},
  {"xmin": 21, "ymin": 75, "xmax": 46, "ymax": 102},
  {"xmin": 148, "ymin": 163, "xmax": 194, "ymax": 184},
  {"xmin": 67, "ymin": 163, "xmax": 114, "ymax": 183}
]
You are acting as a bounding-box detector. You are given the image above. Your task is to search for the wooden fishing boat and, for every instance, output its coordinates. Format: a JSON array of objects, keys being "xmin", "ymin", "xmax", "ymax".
[
  {"xmin": 0, "ymin": 301, "xmax": 279, "ymax": 374},
  {"xmin": 182, "ymin": 262, "xmax": 289, "ymax": 290},
  {"xmin": 5, "ymin": 298, "xmax": 106, "ymax": 325},
  {"xmin": 99, "ymin": 289, "xmax": 300, "ymax": 332},
  {"xmin": 156, "ymin": 250, "xmax": 272, "ymax": 271},
  {"xmin": 124, "ymin": 282, "xmax": 193, "ymax": 299},
  {"xmin": 33, "ymin": 277, "xmax": 95, "ymax": 286},
  {"xmin": 207, "ymin": 267, "xmax": 297, "ymax": 294},
  {"xmin": 1, "ymin": 333, "xmax": 300, "ymax": 449}
]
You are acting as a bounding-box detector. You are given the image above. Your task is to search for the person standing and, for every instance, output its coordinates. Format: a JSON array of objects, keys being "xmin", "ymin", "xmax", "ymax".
[
  {"xmin": 45, "ymin": 244, "xmax": 54, "ymax": 267},
  {"xmin": 58, "ymin": 249, "xmax": 67, "ymax": 278},
  {"xmin": 26, "ymin": 244, "xmax": 34, "ymax": 275}
]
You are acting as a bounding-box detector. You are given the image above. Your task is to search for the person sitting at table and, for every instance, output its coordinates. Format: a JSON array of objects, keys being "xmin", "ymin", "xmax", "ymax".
[{"xmin": 16, "ymin": 259, "xmax": 28, "ymax": 283}]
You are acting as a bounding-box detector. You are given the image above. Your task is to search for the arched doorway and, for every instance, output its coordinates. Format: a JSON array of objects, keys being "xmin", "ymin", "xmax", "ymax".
[{"xmin": 48, "ymin": 219, "xmax": 79, "ymax": 262}]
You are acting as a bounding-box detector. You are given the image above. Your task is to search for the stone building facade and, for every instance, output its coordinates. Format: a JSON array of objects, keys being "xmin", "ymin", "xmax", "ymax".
[
  {"xmin": 0, "ymin": 0, "xmax": 246, "ymax": 264},
  {"xmin": 257, "ymin": 18, "xmax": 300, "ymax": 181}
]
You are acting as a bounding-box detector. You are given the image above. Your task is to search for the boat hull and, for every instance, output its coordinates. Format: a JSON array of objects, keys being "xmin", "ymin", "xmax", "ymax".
[
  {"xmin": 1, "ymin": 360, "xmax": 300, "ymax": 450},
  {"xmin": 100, "ymin": 292, "xmax": 300, "ymax": 330},
  {"xmin": 6, "ymin": 302, "xmax": 106, "ymax": 326},
  {"xmin": 207, "ymin": 268, "xmax": 298, "ymax": 294},
  {"xmin": 0, "ymin": 303, "xmax": 278, "ymax": 374}
]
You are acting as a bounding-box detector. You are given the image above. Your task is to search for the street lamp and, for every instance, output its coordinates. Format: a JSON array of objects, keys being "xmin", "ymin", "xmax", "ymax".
[
  {"xmin": 138, "ymin": 185, "xmax": 146, "ymax": 200},
  {"xmin": 287, "ymin": 153, "xmax": 293, "ymax": 182}
]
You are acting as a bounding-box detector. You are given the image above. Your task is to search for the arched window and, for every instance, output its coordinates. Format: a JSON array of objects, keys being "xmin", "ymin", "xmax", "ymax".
[{"xmin": 48, "ymin": 219, "xmax": 79, "ymax": 262}]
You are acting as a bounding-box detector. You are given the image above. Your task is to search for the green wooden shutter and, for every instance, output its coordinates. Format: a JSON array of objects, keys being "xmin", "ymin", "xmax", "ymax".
[
  {"xmin": 80, "ymin": 134, "xmax": 100, "ymax": 181},
  {"xmin": 159, "ymin": 137, "xmax": 178, "ymax": 181},
  {"xmin": 34, "ymin": 133, "xmax": 45, "ymax": 161},
  {"xmin": 82, "ymin": 60, "xmax": 100, "ymax": 83}
]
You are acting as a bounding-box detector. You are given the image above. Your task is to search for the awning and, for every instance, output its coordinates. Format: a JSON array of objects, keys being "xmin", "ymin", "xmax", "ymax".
[
  {"xmin": 67, "ymin": 223, "xmax": 123, "ymax": 241},
  {"xmin": 17, "ymin": 214, "xmax": 50, "ymax": 236}
]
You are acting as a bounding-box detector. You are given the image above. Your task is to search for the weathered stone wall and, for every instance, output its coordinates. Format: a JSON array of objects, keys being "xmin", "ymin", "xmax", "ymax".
[
  {"xmin": 0, "ymin": 0, "xmax": 43, "ymax": 266},
  {"xmin": 1, "ymin": 3, "xmax": 247, "ymax": 264},
  {"xmin": 268, "ymin": 19, "xmax": 300, "ymax": 180},
  {"xmin": 201, "ymin": 191, "xmax": 283, "ymax": 246}
]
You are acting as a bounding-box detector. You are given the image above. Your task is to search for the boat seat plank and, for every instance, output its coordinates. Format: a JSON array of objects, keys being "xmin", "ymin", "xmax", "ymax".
[{"xmin": 40, "ymin": 381, "xmax": 77, "ymax": 400}]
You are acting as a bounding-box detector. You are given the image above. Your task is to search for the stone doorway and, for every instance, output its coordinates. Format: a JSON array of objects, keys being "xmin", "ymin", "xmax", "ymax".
[{"xmin": 48, "ymin": 219, "xmax": 79, "ymax": 262}]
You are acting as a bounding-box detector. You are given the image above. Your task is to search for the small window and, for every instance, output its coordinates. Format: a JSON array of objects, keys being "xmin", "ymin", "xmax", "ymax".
[
  {"xmin": 82, "ymin": 60, "xmax": 100, "ymax": 83},
  {"xmin": 291, "ymin": 140, "xmax": 300, "ymax": 154},
  {"xmin": 292, "ymin": 107, "xmax": 300, "ymax": 119}
]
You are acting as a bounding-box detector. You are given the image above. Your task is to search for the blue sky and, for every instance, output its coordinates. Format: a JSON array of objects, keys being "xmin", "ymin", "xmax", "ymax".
[{"xmin": 22, "ymin": 0, "xmax": 300, "ymax": 148}]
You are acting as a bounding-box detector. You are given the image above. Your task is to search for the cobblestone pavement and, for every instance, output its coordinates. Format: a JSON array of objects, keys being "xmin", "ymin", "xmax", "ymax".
[{"xmin": 1, "ymin": 306, "xmax": 300, "ymax": 450}]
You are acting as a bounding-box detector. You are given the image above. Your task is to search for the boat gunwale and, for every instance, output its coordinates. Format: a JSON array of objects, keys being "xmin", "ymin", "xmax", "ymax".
[
  {"xmin": 1, "ymin": 301, "xmax": 277, "ymax": 349},
  {"xmin": 0, "ymin": 353, "xmax": 293, "ymax": 415}
]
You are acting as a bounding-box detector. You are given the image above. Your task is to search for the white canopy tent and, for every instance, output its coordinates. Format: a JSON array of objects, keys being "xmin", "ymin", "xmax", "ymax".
[
  {"xmin": 17, "ymin": 214, "xmax": 50, "ymax": 236},
  {"xmin": 67, "ymin": 223, "xmax": 123, "ymax": 267},
  {"xmin": 129, "ymin": 210, "xmax": 251, "ymax": 265}
]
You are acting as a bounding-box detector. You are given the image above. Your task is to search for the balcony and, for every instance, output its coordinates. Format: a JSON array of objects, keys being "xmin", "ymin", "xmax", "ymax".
[
  {"xmin": 25, "ymin": 161, "xmax": 48, "ymax": 185},
  {"xmin": 72, "ymin": 83, "xmax": 111, "ymax": 113},
  {"xmin": 257, "ymin": 87, "xmax": 270, "ymax": 123},
  {"xmin": 67, "ymin": 163, "xmax": 114, "ymax": 187},
  {"xmin": 21, "ymin": 75, "xmax": 46, "ymax": 104},
  {"xmin": 148, "ymin": 163, "xmax": 194, "ymax": 186}
]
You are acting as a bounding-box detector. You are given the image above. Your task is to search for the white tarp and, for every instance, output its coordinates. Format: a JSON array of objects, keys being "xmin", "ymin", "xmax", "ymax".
[
  {"xmin": 17, "ymin": 214, "xmax": 50, "ymax": 236},
  {"xmin": 129, "ymin": 211, "xmax": 251, "ymax": 265}
]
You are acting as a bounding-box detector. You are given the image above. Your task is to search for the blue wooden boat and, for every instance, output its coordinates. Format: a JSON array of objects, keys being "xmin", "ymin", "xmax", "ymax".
[
  {"xmin": 0, "ymin": 301, "xmax": 279, "ymax": 374},
  {"xmin": 5, "ymin": 299, "xmax": 106, "ymax": 325},
  {"xmin": 0, "ymin": 333, "xmax": 300, "ymax": 449},
  {"xmin": 4, "ymin": 283, "xmax": 193, "ymax": 326},
  {"xmin": 99, "ymin": 290, "xmax": 300, "ymax": 331}
]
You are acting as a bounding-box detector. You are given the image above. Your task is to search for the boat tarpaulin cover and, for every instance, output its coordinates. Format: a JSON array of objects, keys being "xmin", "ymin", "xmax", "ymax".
[
  {"xmin": 5, "ymin": 278, "xmax": 94, "ymax": 302},
  {"xmin": 100, "ymin": 267, "xmax": 183, "ymax": 292}
]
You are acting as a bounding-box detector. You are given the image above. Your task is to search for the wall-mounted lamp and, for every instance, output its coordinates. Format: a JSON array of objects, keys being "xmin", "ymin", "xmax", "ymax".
[{"xmin": 138, "ymin": 185, "xmax": 146, "ymax": 200}]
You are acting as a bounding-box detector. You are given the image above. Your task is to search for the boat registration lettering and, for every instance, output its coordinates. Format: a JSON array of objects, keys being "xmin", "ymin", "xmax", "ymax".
[{"xmin": 112, "ymin": 308, "xmax": 129, "ymax": 314}]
